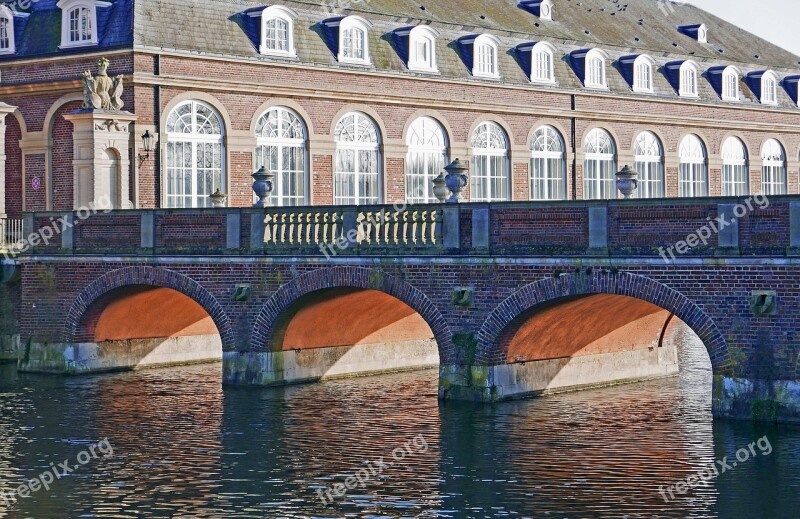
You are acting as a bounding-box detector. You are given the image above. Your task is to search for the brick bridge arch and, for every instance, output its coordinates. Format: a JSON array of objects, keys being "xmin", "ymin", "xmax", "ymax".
[
  {"xmin": 477, "ymin": 271, "xmax": 731, "ymax": 373},
  {"xmin": 64, "ymin": 266, "xmax": 236, "ymax": 350},
  {"xmin": 252, "ymin": 267, "xmax": 455, "ymax": 361}
]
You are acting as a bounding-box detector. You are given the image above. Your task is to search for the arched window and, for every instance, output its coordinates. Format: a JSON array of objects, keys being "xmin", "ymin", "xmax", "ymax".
[
  {"xmin": 0, "ymin": 5, "xmax": 15, "ymax": 54},
  {"xmin": 633, "ymin": 55, "xmax": 654, "ymax": 93},
  {"xmin": 408, "ymin": 26, "xmax": 439, "ymax": 72},
  {"xmin": 530, "ymin": 126, "xmax": 566, "ymax": 200},
  {"xmin": 761, "ymin": 72, "xmax": 779, "ymax": 105},
  {"xmin": 338, "ymin": 16, "xmax": 372, "ymax": 65},
  {"xmin": 761, "ymin": 139, "xmax": 787, "ymax": 195},
  {"xmin": 633, "ymin": 132, "xmax": 664, "ymax": 198},
  {"xmin": 334, "ymin": 112, "xmax": 381, "ymax": 205},
  {"xmin": 678, "ymin": 135, "xmax": 708, "ymax": 197},
  {"xmin": 583, "ymin": 128, "xmax": 616, "ymax": 199},
  {"xmin": 585, "ymin": 49, "xmax": 608, "ymax": 89},
  {"xmin": 58, "ymin": 0, "xmax": 97, "ymax": 47},
  {"xmin": 531, "ymin": 42, "xmax": 555, "ymax": 84},
  {"xmin": 255, "ymin": 107, "xmax": 307, "ymax": 206},
  {"xmin": 722, "ymin": 66, "xmax": 740, "ymax": 101},
  {"xmin": 260, "ymin": 6, "xmax": 297, "ymax": 56},
  {"xmin": 721, "ymin": 137, "xmax": 748, "ymax": 196},
  {"xmin": 165, "ymin": 101, "xmax": 225, "ymax": 208},
  {"xmin": 405, "ymin": 117, "xmax": 448, "ymax": 203},
  {"xmin": 473, "ymin": 35, "xmax": 500, "ymax": 79},
  {"xmin": 471, "ymin": 122, "xmax": 509, "ymax": 202},
  {"xmin": 680, "ymin": 61, "xmax": 699, "ymax": 97}
]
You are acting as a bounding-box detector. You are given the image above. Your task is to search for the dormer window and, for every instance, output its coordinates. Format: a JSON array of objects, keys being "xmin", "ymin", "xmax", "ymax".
[
  {"xmin": 0, "ymin": 5, "xmax": 15, "ymax": 54},
  {"xmin": 584, "ymin": 49, "xmax": 608, "ymax": 89},
  {"xmin": 679, "ymin": 61, "xmax": 699, "ymax": 97},
  {"xmin": 407, "ymin": 26, "xmax": 439, "ymax": 72},
  {"xmin": 722, "ymin": 66, "xmax": 740, "ymax": 101},
  {"xmin": 761, "ymin": 71, "xmax": 779, "ymax": 105},
  {"xmin": 257, "ymin": 5, "xmax": 297, "ymax": 57},
  {"xmin": 698, "ymin": 25, "xmax": 708, "ymax": 43},
  {"xmin": 473, "ymin": 34, "xmax": 500, "ymax": 79},
  {"xmin": 530, "ymin": 42, "xmax": 556, "ymax": 84},
  {"xmin": 57, "ymin": 0, "xmax": 98, "ymax": 48},
  {"xmin": 519, "ymin": 0, "xmax": 553, "ymax": 21},
  {"xmin": 338, "ymin": 15, "xmax": 372, "ymax": 65},
  {"xmin": 678, "ymin": 23, "xmax": 708, "ymax": 44},
  {"xmin": 633, "ymin": 55, "xmax": 654, "ymax": 93}
]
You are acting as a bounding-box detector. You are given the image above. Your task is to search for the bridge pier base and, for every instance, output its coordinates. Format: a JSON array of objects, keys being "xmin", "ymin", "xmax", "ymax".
[
  {"xmin": 439, "ymin": 343, "xmax": 680, "ymax": 401},
  {"xmin": 714, "ymin": 376, "xmax": 800, "ymax": 423}
]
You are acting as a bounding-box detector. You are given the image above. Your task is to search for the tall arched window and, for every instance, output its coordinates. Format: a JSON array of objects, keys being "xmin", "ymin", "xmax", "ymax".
[
  {"xmin": 471, "ymin": 122, "xmax": 509, "ymax": 202},
  {"xmin": 406, "ymin": 117, "xmax": 448, "ymax": 203},
  {"xmin": 255, "ymin": 107, "xmax": 307, "ymax": 206},
  {"xmin": 531, "ymin": 42, "xmax": 555, "ymax": 84},
  {"xmin": 761, "ymin": 139, "xmax": 787, "ymax": 195},
  {"xmin": 583, "ymin": 128, "xmax": 616, "ymax": 199},
  {"xmin": 58, "ymin": 0, "xmax": 97, "ymax": 47},
  {"xmin": 165, "ymin": 101, "xmax": 225, "ymax": 208},
  {"xmin": 473, "ymin": 35, "xmax": 500, "ymax": 79},
  {"xmin": 680, "ymin": 61, "xmax": 699, "ymax": 97},
  {"xmin": 408, "ymin": 26, "xmax": 439, "ymax": 72},
  {"xmin": 530, "ymin": 126, "xmax": 565, "ymax": 200},
  {"xmin": 633, "ymin": 55, "xmax": 654, "ymax": 93},
  {"xmin": 678, "ymin": 135, "xmax": 708, "ymax": 197},
  {"xmin": 334, "ymin": 112, "xmax": 381, "ymax": 205},
  {"xmin": 260, "ymin": 6, "xmax": 297, "ymax": 56},
  {"xmin": 585, "ymin": 49, "xmax": 608, "ymax": 89},
  {"xmin": 761, "ymin": 72, "xmax": 779, "ymax": 105},
  {"xmin": 633, "ymin": 132, "xmax": 664, "ymax": 198},
  {"xmin": 721, "ymin": 137, "xmax": 748, "ymax": 196},
  {"xmin": 722, "ymin": 66, "xmax": 740, "ymax": 101},
  {"xmin": 337, "ymin": 16, "xmax": 372, "ymax": 65}
]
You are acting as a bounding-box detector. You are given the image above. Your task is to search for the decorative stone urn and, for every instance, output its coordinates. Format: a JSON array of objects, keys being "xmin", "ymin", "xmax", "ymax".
[
  {"xmin": 616, "ymin": 165, "xmax": 639, "ymax": 199},
  {"xmin": 209, "ymin": 189, "xmax": 227, "ymax": 208},
  {"xmin": 432, "ymin": 172, "xmax": 449, "ymax": 203},
  {"xmin": 252, "ymin": 166, "xmax": 275, "ymax": 208},
  {"xmin": 443, "ymin": 158, "xmax": 469, "ymax": 204}
]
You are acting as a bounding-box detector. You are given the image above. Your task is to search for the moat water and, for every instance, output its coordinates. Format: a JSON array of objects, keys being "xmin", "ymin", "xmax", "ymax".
[{"xmin": 0, "ymin": 336, "xmax": 798, "ymax": 518}]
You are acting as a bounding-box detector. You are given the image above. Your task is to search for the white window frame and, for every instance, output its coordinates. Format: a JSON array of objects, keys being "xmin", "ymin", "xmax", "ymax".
[
  {"xmin": 255, "ymin": 107, "xmax": 308, "ymax": 207},
  {"xmin": 722, "ymin": 66, "xmax": 740, "ymax": 102},
  {"xmin": 257, "ymin": 5, "xmax": 297, "ymax": 57},
  {"xmin": 472, "ymin": 34, "xmax": 501, "ymax": 79},
  {"xmin": 337, "ymin": 15, "xmax": 372, "ymax": 65},
  {"xmin": 584, "ymin": 49, "xmax": 608, "ymax": 90},
  {"xmin": 530, "ymin": 125, "xmax": 566, "ymax": 201},
  {"xmin": 761, "ymin": 71, "xmax": 779, "ymax": 106},
  {"xmin": 679, "ymin": 61, "xmax": 699, "ymax": 98},
  {"xmin": 57, "ymin": 0, "xmax": 99, "ymax": 48},
  {"xmin": 697, "ymin": 24, "xmax": 708, "ymax": 44},
  {"xmin": 633, "ymin": 55, "xmax": 654, "ymax": 93},
  {"xmin": 583, "ymin": 128, "xmax": 616, "ymax": 200},
  {"xmin": 761, "ymin": 139, "xmax": 787, "ymax": 195},
  {"xmin": 407, "ymin": 26, "xmax": 439, "ymax": 73},
  {"xmin": 334, "ymin": 112, "xmax": 382, "ymax": 205},
  {"xmin": 530, "ymin": 41, "xmax": 556, "ymax": 84},
  {"xmin": 0, "ymin": 6, "xmax": 15, "ymax": 55},
  {"xmin": 164, "ymin": 100, "xmax": 226, "ymax": 209},
  {"xmin": 405, "ymin": 117, "xmax": 449, "ymax": 203},
  {"xmin": 721, "ymin": 137, "xmax": 749, "ymax": 196},
  {"xmin": 633, "ymin": 131, "xmax": 664, "ymax": 198},
  {"xmin": 678, "ymin": 134, "xmax": 708, "ymax": 198},
  {"xmin": 471, "ymin": 121, "xmax": 510, "ymax": 202}
]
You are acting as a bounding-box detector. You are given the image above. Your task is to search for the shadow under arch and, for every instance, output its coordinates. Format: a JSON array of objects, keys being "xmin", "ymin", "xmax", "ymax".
[
  {"xmin": 64, "ymin": 266, "xmax": 236, "ymax": 352},
  {"xmin": 251, "ymin": 267, "xmax": 454, "ymax": 360},
  {"xmin": 477, "ymin": 271, "xmax": 731, "ymax": 374}
]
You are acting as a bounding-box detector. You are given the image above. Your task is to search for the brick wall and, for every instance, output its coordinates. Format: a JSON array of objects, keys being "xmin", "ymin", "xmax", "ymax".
[
  {"xmin": 24, "ymin": 154, "xmax": 46, "ymax": 211},
  {"xmin": 4, "ymin": 114, "xmax": 23, "ymax": 217},
  {"xmin": 51, "ymin": 101, "xmax": 82, "ymax": 211}
]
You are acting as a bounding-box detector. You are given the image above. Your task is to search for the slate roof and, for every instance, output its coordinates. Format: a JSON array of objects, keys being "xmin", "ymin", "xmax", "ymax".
[{"xmin": 4, "ymin": 0, "xmax": 800, "ymax": 108}]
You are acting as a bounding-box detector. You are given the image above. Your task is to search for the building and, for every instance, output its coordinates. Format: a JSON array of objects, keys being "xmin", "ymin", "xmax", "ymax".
[{"xmin": 1, "ymin": 0, "xmax": 800, "ymax": 218}]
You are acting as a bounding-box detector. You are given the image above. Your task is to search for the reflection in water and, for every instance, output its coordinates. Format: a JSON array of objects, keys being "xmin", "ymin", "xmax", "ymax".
[{"xmin": 0, "ymin": 334, "xmax": 798, "ymax": 518}]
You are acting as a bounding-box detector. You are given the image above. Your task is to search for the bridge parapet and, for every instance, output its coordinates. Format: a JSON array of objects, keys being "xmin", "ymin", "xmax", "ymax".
[{"xmin": 15, "ymin": 196, "xmax": 800, "ymax": 258}]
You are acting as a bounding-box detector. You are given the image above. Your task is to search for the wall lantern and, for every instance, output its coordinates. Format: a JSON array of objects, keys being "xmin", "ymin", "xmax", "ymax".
[{"xmin": 137, "ymin": 130, "xmax": 154, "ymax": 167}]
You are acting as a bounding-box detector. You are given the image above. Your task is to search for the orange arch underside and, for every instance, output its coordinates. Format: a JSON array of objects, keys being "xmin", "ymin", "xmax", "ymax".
[
  {"xmin": 282, "ymin": 288, "xmax": 434, "ymax": 350},
  {"xmin": 94, "ymin": 286, "xmax": 217, "ymax": 342},
  {"xmin": 506, "ymin": 294, "xmax": 673, "ymax": 363}
]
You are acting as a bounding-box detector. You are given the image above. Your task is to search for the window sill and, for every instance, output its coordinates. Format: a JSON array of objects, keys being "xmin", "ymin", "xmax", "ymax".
[{"xmin": 59, "ymin": 40, "xmax": 98, "ymax": 49}]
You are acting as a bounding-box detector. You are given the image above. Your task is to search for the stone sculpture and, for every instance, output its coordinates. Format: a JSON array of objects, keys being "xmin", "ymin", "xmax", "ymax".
[{"xmin": 81, "ymin": 58, "xmax": 124, "ymax": 111}]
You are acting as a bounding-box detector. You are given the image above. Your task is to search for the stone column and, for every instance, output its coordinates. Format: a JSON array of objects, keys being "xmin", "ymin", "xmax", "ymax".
[
  {"xmin": 0, "ymin": 102, "xmax": 18, "ymax": 218},
  {"xmin": 63, "ymin": 110, "xmax": 138, "ymax": 210}
]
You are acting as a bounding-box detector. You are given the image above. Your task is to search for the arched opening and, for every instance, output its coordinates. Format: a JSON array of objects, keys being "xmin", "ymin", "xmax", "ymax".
[
  {"xmin": 73, "ymin": 285, "xmax": 223, "ymax": 372},
  {"xmin": 264, "ymin": 287, "xmax": 440, "ymax": 384}
]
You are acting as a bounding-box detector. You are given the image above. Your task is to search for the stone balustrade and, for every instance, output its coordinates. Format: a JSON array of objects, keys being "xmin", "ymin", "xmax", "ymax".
[{"xmin": 0, "ymin": 218, "xmax": 23, "ymax": 253}]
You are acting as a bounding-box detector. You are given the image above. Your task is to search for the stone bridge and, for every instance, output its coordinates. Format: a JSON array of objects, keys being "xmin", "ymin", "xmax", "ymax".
[{"xmin": 3, "ymin": 197, "xmax": 800, "ymax": 423}]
